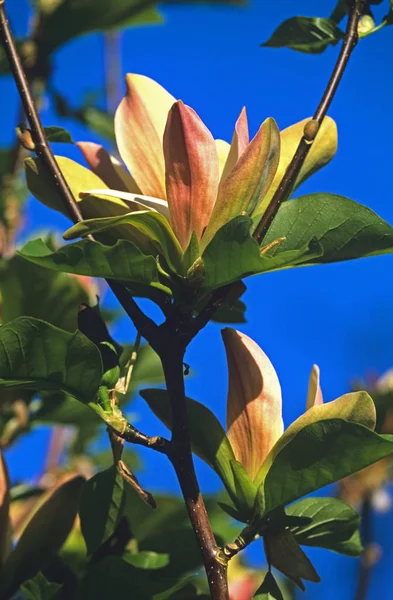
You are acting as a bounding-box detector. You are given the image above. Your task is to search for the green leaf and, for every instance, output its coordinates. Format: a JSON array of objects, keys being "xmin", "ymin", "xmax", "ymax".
[
  {"xmin": 286, "ymin": 497, "xmax": 362, "ymax": 556},
  {"xmin": 0, "ymin": 476, "xmax": 84, "ymax": 600},
  {"xmin": 201, "ymin": 215, "xmax": 321, "ymax": 291},
  {"xmin": 39, "ymin": 1, "xmax": 163, "ymax": 54},
  {"xmin": 254, "ymin": 571, "xmax": 284, "ymax": 599},
  {"xmin": 0, "ymin": 317, "xmax": 103, "ymax": 403},
  {"xmin": 141, "ymin": 389, "xmax": 239, "ymax": 503},
  {"xmin": 262, "ymin": 17, "xmax": 344, "ymax": 54},
  {"xmin": 259, "ymin": 420, "xmax": 393, "ymax": 516},
  {"xmin": 229, "ymin": 460, "xmax": 258, "ymax": 519},
  {"xmin": 210, "ymin": 299, "xmax": 247, "ymax": 324},
  {"xmin": 21, "ymin": 572, "xmax": 61, "ymax": 600},
  {"xmin": 18, "ymin": 238, "xmax": 172, "ymax": 295},
  {"xmin": 63, "ymin": 211, "xmax": 183, "ymax": 273},
  {"xmin": 263, "ymin": 193, "xmax": 393, "ymax": 266},
  {"xmin": 0, "ymin": 254, "xmax": 91, "ymax": 331},
  {"xmin": 123, "ymin": 551, "xmax": 169, "ymax": 570},
  {"xmin": 79, "ymin": 106, "xmax": 116, "ymax": 141},
  {"xmin": 43, "ymin": 126, "xmax": 74, "ymax": 144},
  {"xmin": 79, "ymin": 465, "xmax": 125, "ymax": 556}
]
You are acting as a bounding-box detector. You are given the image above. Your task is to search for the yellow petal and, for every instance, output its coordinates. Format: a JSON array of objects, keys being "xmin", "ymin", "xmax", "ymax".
[
  {"xmin": 164, "ymin": 101, "xmax": 219, "ymax": 249},
  {"xmin": 114, "ymin": 73, "xmax": 176, "ymax": 199},
  {"xmin": 81, "ymin": 189, "xmax": 169, "ymax": 219},
  {"xmin": 254, "ymin": 116, "xmax": 338, "ymax": 219},
  {"xmin": 0, "ymin": 450, "xmax": 11, "ymax": 567},
  {"xmin": 306, "ymin": 364, "xmax": 324, "ymax": 410},
  {"xmin": 215, "ymin": 139, "xmax": 230, "ymax": 180},
  {"xmin": 220, "ymin": 107, "xmax": 249, "ymax": 184},
  {"xmin": 222, "ymin": 328, "xmax": 283, "ymax": 480}
]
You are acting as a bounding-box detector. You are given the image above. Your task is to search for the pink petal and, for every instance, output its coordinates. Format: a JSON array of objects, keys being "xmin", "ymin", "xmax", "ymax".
[
  {"xmin": 220, "ymin": 107, "xmax": 249, "ymax": 184},
  {"xmin": 77, "ymin": 142, "xmax": 140, "ymax": 193},
  {"xmin": 202, "ymin": 118, "xmax": 280, "ymax": 249},
  {"xmin": 114, "ymin": 73, "xmax": 176, "ymax": 199},
  {"xmin": 306, "ymin": 364, "xmax": 324, "ymax": 410},
  {"xmin": 222, "ymin": 328, "xmax": 283, "ymax": 480},
  {"xmin": 164, "ymin": 101, "xmax": 219, "ymax": 249}
]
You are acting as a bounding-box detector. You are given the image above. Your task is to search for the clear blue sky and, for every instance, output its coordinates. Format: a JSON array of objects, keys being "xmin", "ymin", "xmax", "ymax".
[{"xmin": 1, "ymin": 1, "xmax": 393, "ymax": 597}]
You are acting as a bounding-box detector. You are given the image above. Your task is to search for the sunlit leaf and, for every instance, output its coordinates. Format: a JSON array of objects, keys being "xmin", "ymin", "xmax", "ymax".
[
  {"xmin": 123, "ymin": 551, "xmax": 169, "ymax": 570},
  {"xmin": 286, "ymin": 497, "xmax": 362, "ymax": 556},
  {"xmin": 262, "ymin": 17, "xmax": 344, "ymax": 54},
  {"xmin": 18, "ymin": 238, "xmax": 172, "ymax": 295},
  {"xmin": 263, "ymin": 194, "xmax": 393, "ymax": 265}
]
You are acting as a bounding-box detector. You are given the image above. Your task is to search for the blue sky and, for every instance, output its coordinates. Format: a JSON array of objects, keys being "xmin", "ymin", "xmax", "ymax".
[{"xmin": 1, "ymin": 1, "xmax": 393, "ymax": 597}]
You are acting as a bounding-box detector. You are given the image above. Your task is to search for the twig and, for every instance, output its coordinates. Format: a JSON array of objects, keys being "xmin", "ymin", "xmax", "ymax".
[
  {"xmin": 0, "ymin": 0, "xmax": 161, "ymax": 349},
  {"xmin": 188, "ymin": 0, "xmax": 366, "ymax": 335},
  {"xmin": 253, "ymin": 0, "xmax": 365, "ymax": 243}
]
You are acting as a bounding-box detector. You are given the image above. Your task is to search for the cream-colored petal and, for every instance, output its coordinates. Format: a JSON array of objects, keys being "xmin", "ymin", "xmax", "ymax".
[
  {"xmin": 114, "ymin": 73, "xmax": 176, "ymax": 199},
  {"xmin": 220, "ymin": 107, "xmax": 249, "ymax": 185},
  {"xmin": 223, "ymin": 328, "xmax": 283, "ymax": 480},
  {"xmin": 215, "ymin": 139, "xmax": 230, "ymax": 180},
  {"xmin": 81, "ymin": 189, "xmax": 169, "ymax": 219},
  {"xmin": 306, "ymin": 364, "xmax": 324, "ymax": 410}
]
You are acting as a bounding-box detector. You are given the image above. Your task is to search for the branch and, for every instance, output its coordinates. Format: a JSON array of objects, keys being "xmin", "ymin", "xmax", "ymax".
[
  {"xmin": 160, "ymin": 329, "xmax": 228, "ymax": 600},
  {"xmin": 188, "ymin": 0, "xmax": 366, "ymax": 334},
  {"xmin": 354, "ymin": 494, "xmax": 379, "ymax": 600},
  {"xmin": 0, "ymin": 0, "xmax": 160, "ymax": 349},
  {"xmin": 253, "ymin": 0, "xmax": 366, "ymax": 243}
]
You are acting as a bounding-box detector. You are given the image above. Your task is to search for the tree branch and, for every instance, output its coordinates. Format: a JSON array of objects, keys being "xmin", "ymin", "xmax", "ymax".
[
  {"xmin": 0, "ymin": 0, "xmax": 160, "ymax": 349},
  {"xmin": 253, "ymin": 0, "xmax": 366, "ymax": 243},
  {"xmin": 160, "ymin": 330, "xmax": 228, "ymax": 600},
  {"xmin": 354, "ymin": 494, "xmax": 378, "ymax": 600}
]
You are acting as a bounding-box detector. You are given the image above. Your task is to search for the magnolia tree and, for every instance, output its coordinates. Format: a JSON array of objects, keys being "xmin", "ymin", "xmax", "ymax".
[{"xmin": 0, "ymin": 0, "xmax": 392, "ymax": 599}]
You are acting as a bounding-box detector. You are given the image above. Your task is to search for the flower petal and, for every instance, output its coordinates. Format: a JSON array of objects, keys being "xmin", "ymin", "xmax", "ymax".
[
  {"xmin": 81, "ymin": 189, "xmax": 170, "ymax": 219},
  {"xmin": 306, "ymin": 364, "xmax": 324, "ymax": 410},
  {"xmin": 254, "ymin": 116, "xmax": 338, "ymax": 220},
  {"xmin": 164, "ymin": 101, "xmax": 219, "ymax": 249},
  {"xmin": 114, "ymin": 73, "xmax": 176, "ymax": 198},
  {"xmin": 222, "ymin": 328, "xmax": 283, "ymax": 480},
  {"xmin": 77, "ymin": 142, "xmax": 140, "ymax": 193},
  {"xmin": 215, "ymin": 139, "xmax": 230, "ymax": 180},
  {"xmin": 202, "ymin": 118, "xmax": 280, "ymax": 250},
  {"xmin": 0, "ymin": 449, "xmax": 10, "ymax": 567},
  {"xmin": 220, "ymin": 107, "xmax": 249, "ymax": 184}
]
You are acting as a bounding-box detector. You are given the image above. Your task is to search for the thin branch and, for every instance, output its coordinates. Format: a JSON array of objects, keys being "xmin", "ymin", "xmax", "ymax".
[
  {"xmin": 253, "ymin": 0, "xmax": 366, "ymax": 243},
  {"xmin": 160, "ymin": 333, "xmax": 229, "ymax": 600},
  {"xmin": 189, "ymin": 0, "xmax": 366, "ymax": 334},
  {"xmin": 0, "ymin": 0, "xmax": 160, "ymax": 349}
]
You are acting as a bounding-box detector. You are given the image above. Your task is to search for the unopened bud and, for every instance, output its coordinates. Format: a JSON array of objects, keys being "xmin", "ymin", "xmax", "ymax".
[
  {"xmin": 16, "ymin": 126, "xmax": 35, "ymax": 151},
  {"xmin": 358, "ymin": 15, "xmax": 375, "ymax": 35}
]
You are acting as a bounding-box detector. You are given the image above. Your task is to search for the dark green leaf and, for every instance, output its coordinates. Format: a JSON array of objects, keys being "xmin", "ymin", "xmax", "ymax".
[
  {"xmin": 79, "ymin": 465, "xmax": 125, "ymax": 556},
  {"xmin": 254, "ymin": 571, "xmax": 284, "ymax": 599},
  {"xmin": 43, "ymin": 126, "xmax": 74, "ymax": 144},
  {"xmin": 258, "ymin": 420, "xmax": 393, "ymax": 516},
  {"xmin": 210, "ymin": 299, "xmax": 247, "ymax": 324},
  {"xmin": 18, "ymin": 238, "xmax": 172, "ymax": 295},
  {"xmin": 0, "ymin": 254, "xmax": 90, "ymax": 331},
  {"xmin": 141, "ymin": 389, "xmax": 239, "ymax": 504},
  {"xmin": 123, "ymin": 551, "xmax": 169, "ymax": 570},
  {"xmin": 0, "ymin": 476, "xmax": 84, "ymax": 600},
  {"xmin": 286, "ymin": 497, "xmax": 362, "ymax": 556},
  {"xmin": 79, "ymin": 106, "xmax": 116, "ymax": 141},
  {"xmin": 39, "ymin": 1, "xmax": 163, "ymax": 54},
  {"xmin": 263, "ymin": 193, "xmax": 393, "ymax": 265},
  {"xmin": 0, "ymin": 317, "xmax": 102, "ymax": 403},
  {"xmin": 201, "ymin": 215, "xmax": 321, "ymax": 290},
  {"xmin": 229, "ymin": 460, "xmax": 257, "ymax": 518},
  {"xmin": 262, "ymin": 17, "xmax": 344, "ymax": 54},
  {"xmin": 21, "ymin": 572, "xmax": 61, "ymax": 600}
]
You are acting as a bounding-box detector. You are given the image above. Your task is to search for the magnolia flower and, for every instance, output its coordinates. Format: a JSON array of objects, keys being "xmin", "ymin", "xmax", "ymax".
[{"xmin": 76, "ymin": 73, "xmax": 337, "ymax": 252}]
